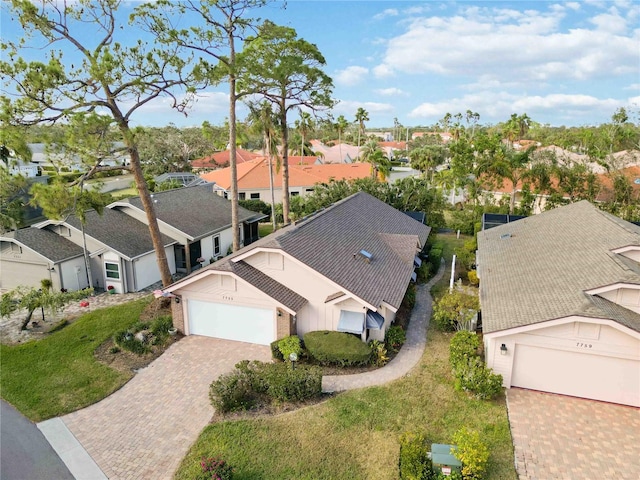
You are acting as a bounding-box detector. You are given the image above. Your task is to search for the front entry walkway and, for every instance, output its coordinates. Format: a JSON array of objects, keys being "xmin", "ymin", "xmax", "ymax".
[
  {"xmin": 322, "ymin": 260, "xmax": 445, "ymax": 392},
  {"xmin": 58, "ymin": 336, "xmax": 271, "ymax": 480},
  {"xmin": 507, "ymin": 388, "xmax": 640, "ymax": 479}
]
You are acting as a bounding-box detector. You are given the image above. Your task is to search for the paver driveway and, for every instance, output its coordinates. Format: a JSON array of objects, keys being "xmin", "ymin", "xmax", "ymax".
[
  {"xmin": 507, "ymin": 388, "xmax": 640, "ymax": 479},
  {"xmin": 63, "ymin": 336, "xmax": 271, "ymax": 479}
]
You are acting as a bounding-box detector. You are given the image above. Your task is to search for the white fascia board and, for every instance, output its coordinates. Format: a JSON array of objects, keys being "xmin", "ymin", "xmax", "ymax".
[
  {"xmin": 612, "ymin": 245, "xmax": 640, "ymax": 254},
  {"xmin": 585, "ymin": 282, "xmax": 640, "ymax": 295},
  {"xmin": 483, "ymin": 315, "xmax": 640, "ymax": 340}
]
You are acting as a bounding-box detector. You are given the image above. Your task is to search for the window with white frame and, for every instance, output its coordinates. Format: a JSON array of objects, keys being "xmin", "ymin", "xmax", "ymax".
[
  {"xmin": 213, "ymin": 235, "xmax": 221, "ymax": 256},
  {"xmin": 105, "ymin": 262, "xmax": 120, "ymax": 279},
  {"xmin": 250, "ymin": 193, "xmax": 260, "ymax": 199}
]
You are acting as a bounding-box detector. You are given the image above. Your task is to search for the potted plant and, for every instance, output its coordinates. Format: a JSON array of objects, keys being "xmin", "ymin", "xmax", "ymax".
[{"xmin": 107, "ymin": 285, "xmax": 116, "ymax": 294}]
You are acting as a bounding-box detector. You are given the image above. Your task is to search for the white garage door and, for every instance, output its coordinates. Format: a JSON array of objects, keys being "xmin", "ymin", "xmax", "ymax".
[
  {"xmin": 1, "ymin": 260, "xmax": 48, "ymax": 291},
  {"xmin": 188, "ymin": 300, "xmax": 274, "ymax": 345},
  {"xmin": 512, "ymin": 344, "xmax": 640, "ymax": 407}
]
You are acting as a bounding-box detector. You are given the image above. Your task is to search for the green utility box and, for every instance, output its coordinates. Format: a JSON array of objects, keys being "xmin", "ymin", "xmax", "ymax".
[{"xmin": 430, "ymin": 444, "xmax": 462, "ymax": 476}]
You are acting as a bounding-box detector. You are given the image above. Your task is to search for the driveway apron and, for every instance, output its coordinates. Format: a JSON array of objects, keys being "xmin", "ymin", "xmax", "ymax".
[
  {"xmin": 62, "ymin": 336, "xmax": 271, "ymax": 480},
  {"xmin": 507, "ymin": 388, "xmax": 640, "ymax": 479}
]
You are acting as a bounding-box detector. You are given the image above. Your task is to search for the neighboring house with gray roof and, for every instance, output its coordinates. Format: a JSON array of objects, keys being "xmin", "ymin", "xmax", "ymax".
[
  {"xmin": 0, "ymin": 228, "xmax": 87, "ymax": 293},
  {"xmin": 3, "ymin": 185, "xmax": 264, "ymax": 294},
  {"xmin": 34, "ymin": 208, "xmax": 177, "ymax": 294},
  {"xmin": 164, "ymin": 192, "xmax": 430, "ymax": 346},
  {"xmin": 477, "ymin": 200, "xmax": 640, "ymax": 407},
  {"xmin": 109, "ymin": 184, "xmax": 265, "ymax": 274}
]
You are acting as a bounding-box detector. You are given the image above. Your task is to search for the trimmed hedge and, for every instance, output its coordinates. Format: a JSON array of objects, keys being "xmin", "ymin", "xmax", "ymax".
[{"xmin": 303, "ymin": 331, "xmax": 371, "ymax": 366}]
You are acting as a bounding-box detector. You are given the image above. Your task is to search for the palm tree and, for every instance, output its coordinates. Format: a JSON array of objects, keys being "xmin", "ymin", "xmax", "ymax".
[
  {"xmin": 359, "ymin": 139, "xmax": 390, "ymax": 180},
  {"xmin": 294, "ymin": 109, "xmax": 313, "ymax": 157},
  {"xmin": 355, "ymin": 107, "xmax": 369, "ymax": 149},
  {"xmin": 247, "ymin": 101, "xmax": 281, "ymax": 230},
  {"xmin": 335, "ymin": 115, "xmax": 349, "ymax": 162}
]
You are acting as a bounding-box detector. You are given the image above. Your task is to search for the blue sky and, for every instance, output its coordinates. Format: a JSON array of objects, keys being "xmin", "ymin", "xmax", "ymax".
[{"xmin": 3, "ymin": 1, "xmax": 639, "ymax": 130}]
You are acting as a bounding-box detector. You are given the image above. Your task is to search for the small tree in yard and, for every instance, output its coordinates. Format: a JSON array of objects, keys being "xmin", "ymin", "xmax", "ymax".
[
  {"xmin": 433, "ymin": 291, "xmax": 479, "ymax": 331},
  {"xmin": 1, "ymin": 286, "xmax": 93, "ymax": 331}
]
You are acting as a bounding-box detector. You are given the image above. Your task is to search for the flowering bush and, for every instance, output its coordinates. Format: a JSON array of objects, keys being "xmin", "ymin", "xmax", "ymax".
[
  {"xmin": 196, "ymin": 457, "xmax": 233, "ymax": 480},
  {"xmin": 107, "ymin": 285, "xmax": 115, "ymax": 291}
]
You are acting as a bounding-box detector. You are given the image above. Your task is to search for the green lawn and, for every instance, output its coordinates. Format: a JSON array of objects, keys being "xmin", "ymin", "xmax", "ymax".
[
  {"xmin": 0, "ymin": 297, "xmax": 151, "ymax": 422},
  {"xmin": 175, "ymin": 233, "xmax": 515, "ymax": 480},
  {"xmin": 259, "ymin": 222, "xmax": 275, "ymax": 238}
]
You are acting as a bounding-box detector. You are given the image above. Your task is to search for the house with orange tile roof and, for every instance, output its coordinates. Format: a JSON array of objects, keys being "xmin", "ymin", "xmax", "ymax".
[
  {"xmin": 200, "ymin": 158, "xmax": 371, "ymax": 204},
  {"xmin": 191, "ymin": 148, "xmax": 260, "ymax": 171}
]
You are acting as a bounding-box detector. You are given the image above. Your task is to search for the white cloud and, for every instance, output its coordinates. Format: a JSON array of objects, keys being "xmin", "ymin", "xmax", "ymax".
[
  {"xmin": 334, "ymin": 66, "xmax": 369, "ymax": 86},
  {"xmin": 373, "ymin": 6, "xmax": 639, "ymax": 84},
  {"xmin": 625, "ymin": 84, "xmax": 640, "ymax": 91},
  {"xmin": 373, "ymin": 64, "xmax": 395, "ymax": 78},
  {"xmin": 374, "ymin": 87, "xmax": 408, "ymax": 96},
  {"xmin": 334, "ymin": 100, "xmax": 395, "ymax": 117},
  {"xmin": 373, "ymin": 8, "xmax": 399, "ymax": 21}
]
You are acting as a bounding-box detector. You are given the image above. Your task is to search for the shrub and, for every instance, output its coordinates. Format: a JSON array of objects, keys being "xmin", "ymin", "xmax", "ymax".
[
  {"xmin": 303, "ymin": 331, "xmax": 371, "ymax": 366},
  {"xmin": 270, "ymin": 339, "xmax": 284, "ymax": 361},
  {"xmin": 398, "ymin": 431, "xmax": 431, "ymax": 480},
  {"xmin": 277, "ymin": 335, "xmax": 302, "ymax": 361},
  {"xmin": 404, "ymin": 283, "xmax": 417, "ymax": 310},
  {"xmin": 433, "ymin": 291, "xmax": 479, "ymax": 332},
  {"xmin": 467, "ymin": 270, "xmax": 479, "ymax": 286},
  {"xmin": 209, "ymin": 360, "xmax": 322, "ymax": 412},
  {"xmin": 452, "ymin": 428, "xmax": 489, "ymax": 480},
  {"xmin": 449, "ymin": 331, "xmax": 480, "ymax": 373},
  {"xmin": 455, "ymin": 357, "xmax": 503, "ymax": 401},
  {"xmin": 113, "ymin": 330, "xmax": 148, "ymax": 355},
  {"xmin": 416, "ymin": 260, "xmax": 430, "ymax": 283},
  {"xmin": 369, "ymin": 340, "xmax": 389, "ymax": 366},
  {"xmin": 262, "ymin": 362, "xmax": 322, "ymax": 402},
  {"xmin": 449, "ymin": 332, "xmax": 502, "ymax": 400},
  {"xmin": 428, "ymin": 246, "xmax": 442, "ymax": 274},
  {"xmin": 196, "ymin": 457, "xmax": 234, "ymax": 480},
  {"xmin": 150, "ymin": 315, "xmax": 173, "ymax": 339},
  {"xmin": 209, "ymin": 369, "xmax": 257, "ymax": 413},
  {"xmin": 385, "ymin": 325, "xmax": 406, "ymax": 352}
]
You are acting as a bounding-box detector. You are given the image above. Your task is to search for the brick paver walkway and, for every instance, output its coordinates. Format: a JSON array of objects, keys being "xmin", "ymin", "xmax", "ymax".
[
  {"xmin": 62, "ymin": 336, "xmax": 271, "ymax": 480},
  {"xmin": 508, "ymin": 388, "xmax": 640, "ymax": 479},
  {"xmin": 322, "ymin": 259, "xmax": 446, "ymax": 392}
]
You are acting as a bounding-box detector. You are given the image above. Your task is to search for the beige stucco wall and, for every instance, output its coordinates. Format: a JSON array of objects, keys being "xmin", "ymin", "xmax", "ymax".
[{"xmin": 244, "ymin": 251, "xmax": 375, "ymax": 338}]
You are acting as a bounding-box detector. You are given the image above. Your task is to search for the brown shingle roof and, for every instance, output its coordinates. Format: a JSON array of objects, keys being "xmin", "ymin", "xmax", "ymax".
[
  {"xmin": 169, "ymin": 192, "xmax": 430, "ymax": 310},
  {"xmin": 477, "ymin": 201, "xmax": 640, "ymax": 333}
]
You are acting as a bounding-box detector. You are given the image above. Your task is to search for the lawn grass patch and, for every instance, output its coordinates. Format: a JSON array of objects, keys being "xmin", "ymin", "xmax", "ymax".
[
  {"xmin": 0, "ymin": 297, "xmax": 151, "ymax": 421},
  {"xmin": 259, "ymin": 223, "xmax": 274, "ymax": 238},
  {"xmin": 175, "ymin": 326, "xmax": 515, "ymax": 480}
]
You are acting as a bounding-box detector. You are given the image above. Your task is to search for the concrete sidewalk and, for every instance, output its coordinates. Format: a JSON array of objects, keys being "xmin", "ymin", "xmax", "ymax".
[{"xmin": 322, "ymin": 259, "xmax": 445, "ymax": 393}]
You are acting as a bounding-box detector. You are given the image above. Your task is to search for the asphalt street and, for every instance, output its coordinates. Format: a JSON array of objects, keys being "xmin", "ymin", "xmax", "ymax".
[{"xmin": 0, "ymin": 400, "xmax": 73, "ymax": 480}]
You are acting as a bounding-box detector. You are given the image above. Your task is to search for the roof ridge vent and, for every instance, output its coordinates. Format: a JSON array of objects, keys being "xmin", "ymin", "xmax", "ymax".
[{"xmin": 500, "ymin": 233, "xmax": 512, "ymax": 239}]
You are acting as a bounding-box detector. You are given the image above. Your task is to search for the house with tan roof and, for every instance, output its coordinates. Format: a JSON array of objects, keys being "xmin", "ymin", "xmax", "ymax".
[
  {"xmin": 191, "ymin": 148, "xmax": 260, "ymax": 171},
  {"xmin": 310, "ymin": 140, "xmax": 362, "ymax": 163},
  {"xmin": 200, "ymin": 158, "xmax": 371, "ymax": 204},
  {"xmin": 165, "ymin": 192, "xmax": 430, "ymax": 345},
  {"xmin": 477, "ymin": 201, "xmax": 640, "ymax": 407}
]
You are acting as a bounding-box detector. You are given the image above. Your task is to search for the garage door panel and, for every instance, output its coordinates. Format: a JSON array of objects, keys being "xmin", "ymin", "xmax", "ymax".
[
  {"xmin": 188, "ymin": 300, "xmax": 274, "ymax": 345},
  {"xmin": 1, "ymin": 261, "xmax": 48, "ymax": 291},
  {"xmin": 512, "ymin": 344, "xmax": 640, "ymax": 407}
]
